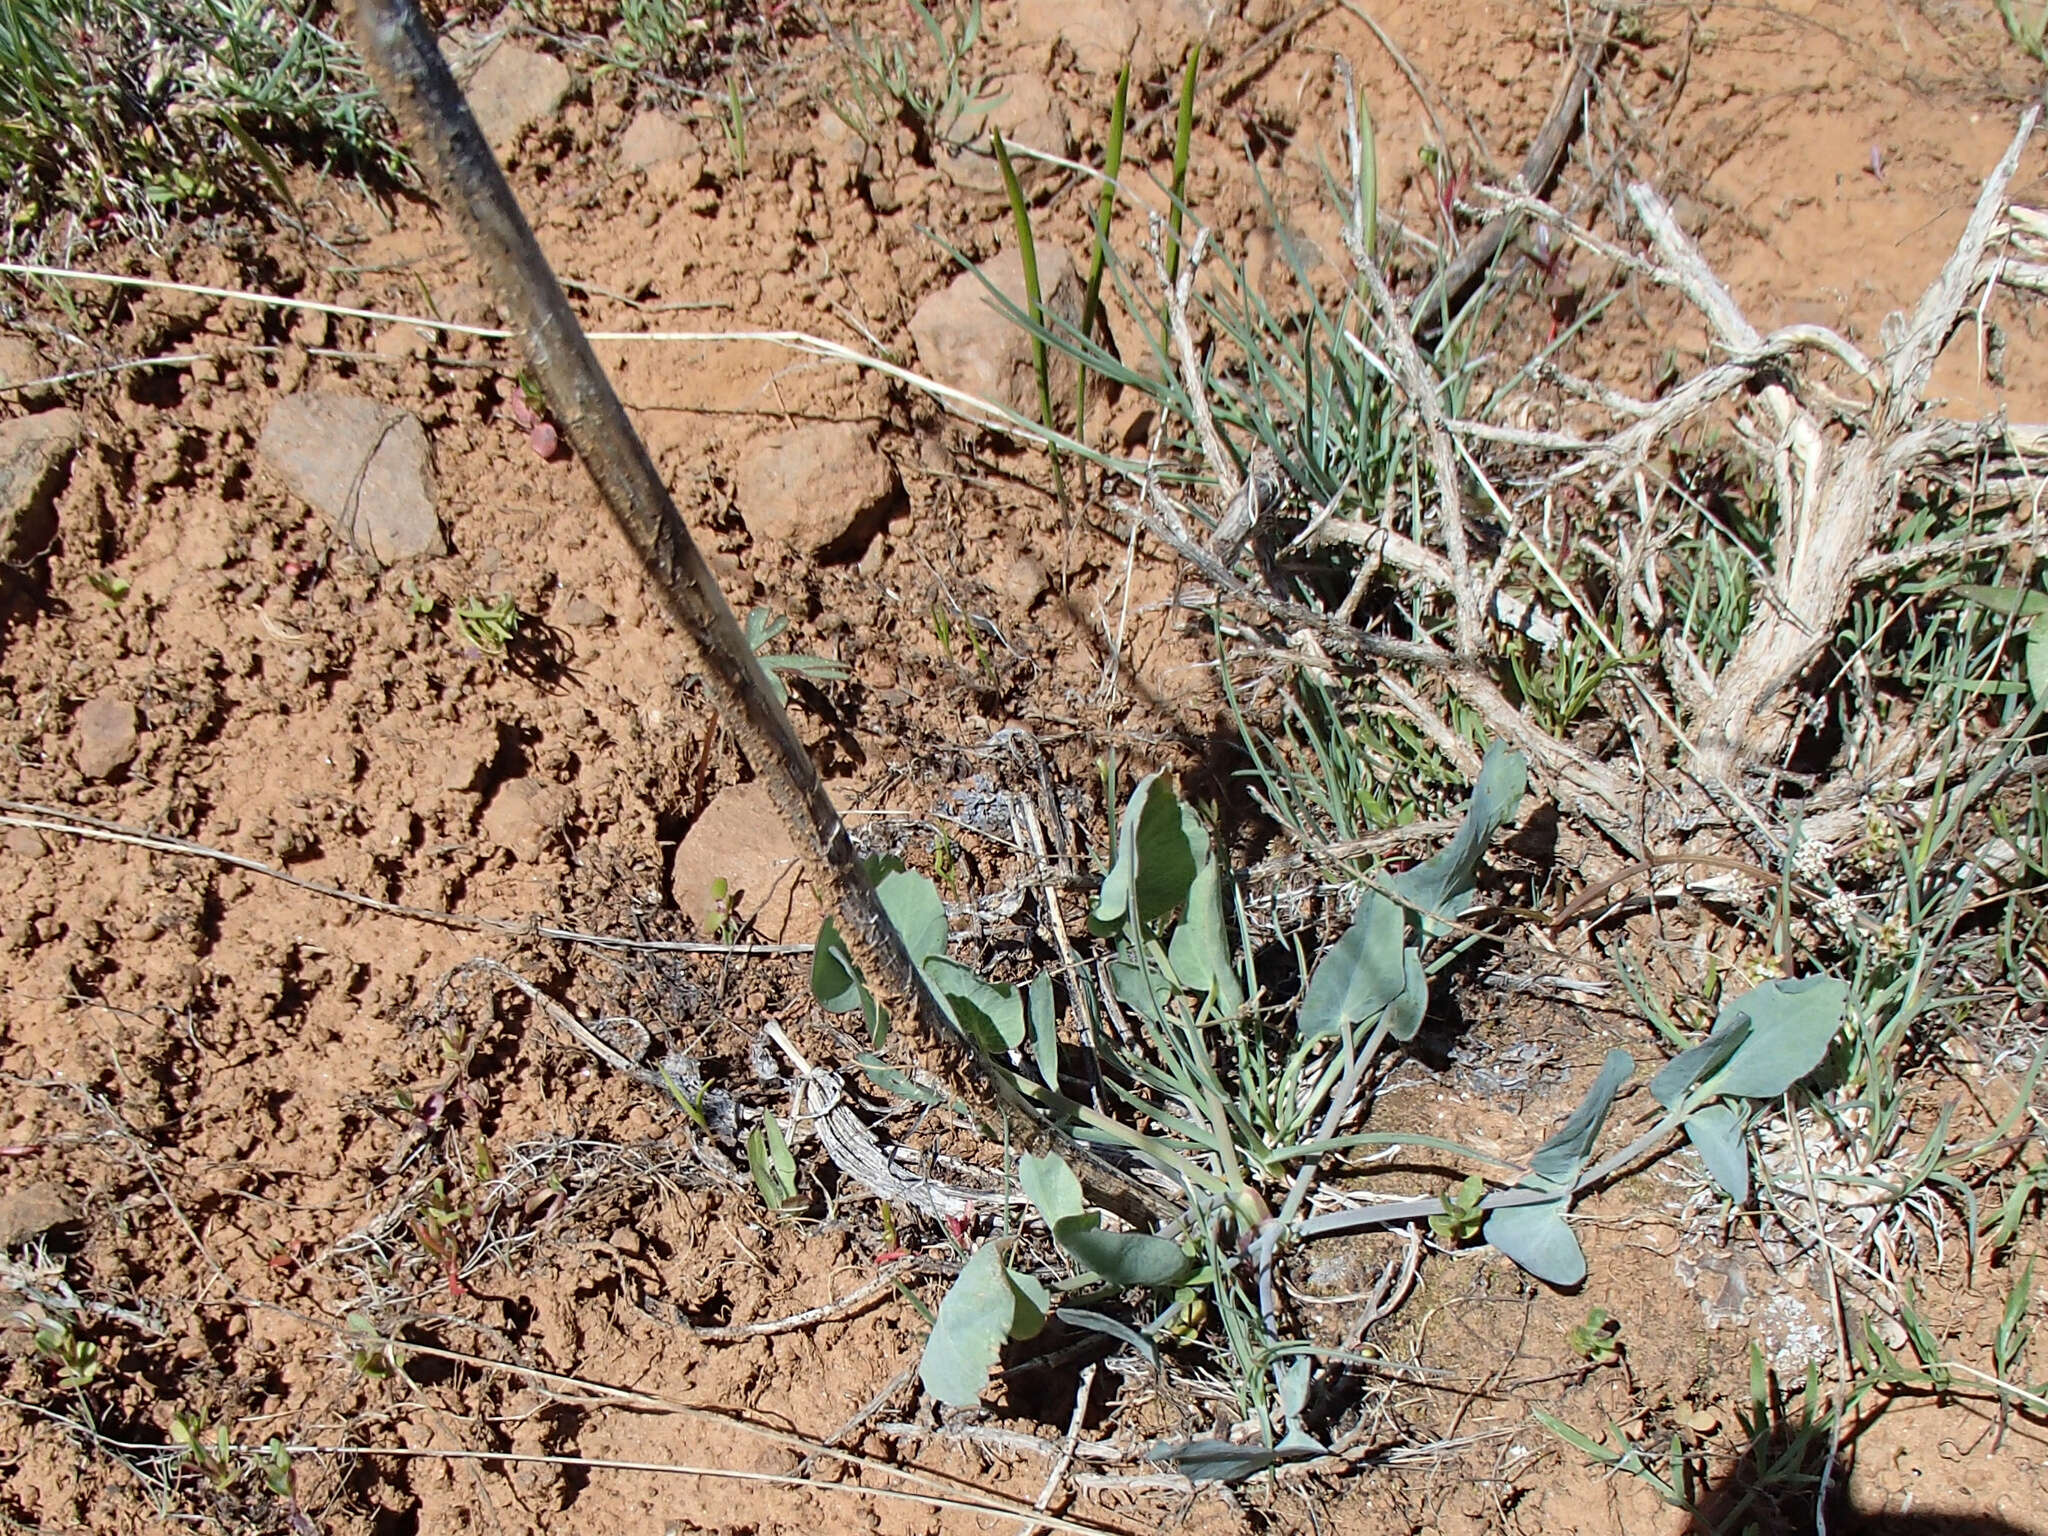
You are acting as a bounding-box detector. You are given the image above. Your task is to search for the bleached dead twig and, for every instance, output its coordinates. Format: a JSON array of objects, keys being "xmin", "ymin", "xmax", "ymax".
[{"xmin": 1643, "ymin": 105, "xmax": 2041, "ymax": 780}]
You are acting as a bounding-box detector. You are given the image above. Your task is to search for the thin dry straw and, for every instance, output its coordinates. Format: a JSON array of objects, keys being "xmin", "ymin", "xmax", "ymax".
[
  {"xmin": 277, "ymin": 1444, "xmax": 1133, "ymax": 1532},
  {"xmin": 0, "ymin": 799, "xmax": 807, "ymax": 956},
  {"xmin": 0, "ymin": 258, "xmax": 1141, "ymax": 474}
]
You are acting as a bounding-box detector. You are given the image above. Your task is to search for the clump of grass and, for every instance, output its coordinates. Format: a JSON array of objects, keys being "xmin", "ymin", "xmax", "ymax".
[
  {"xmin": 940, "ymin": 31, "xmax": 2048, "ymax": 1485},
  {"xmin": 0, "ymin": 0, "xmax": 406, "ymax": 243},
  {"xmin": 1995, "ymin": 0, "xmax": 2048, "ymax": 64},
  {"xmin": 815, "ymin": 0, "xmax": 997, "ymax": 153}
]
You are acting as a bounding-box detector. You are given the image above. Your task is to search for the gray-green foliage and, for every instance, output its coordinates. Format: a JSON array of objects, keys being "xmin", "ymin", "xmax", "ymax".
[
  {"xmin": 920, "ymin": 1150, "xmax": 1190, "ymax": 1407},
  {"xmin": 745, "ymin": 608, "xmax": 851, "ymax": 705},
  {"xmin": 1648, "ymin": 974, "xmax": 1852, "ymax": 1205},
  {"xmin": 1297, "ymin": 742, "xmax": 1525, "ymax": 1045},
  {"xmin": 0, "ymin": 0, "xmax": 404, "ymax": 237},
  {"xmin": 917, "ymin": 1239, "xmax": 1048, "ymax": 1406},
  {"xmin": 813, "ymin": 753, "xmax": 1851, "ymax": 1439},
  {"xmin": 817, "ymin": 0, "xmax": 997, "ymax": 151},
  {"xmin": 1485, "ymin": 976, "xmax": 1850, "ymax": 1286},
  {"xmin": 890, "ymin": 754, "xmax": 1537, "ymax": 1413},
  {"xmin": 1482, "ymin": 1048, "xmax": 1633, "ymax": 1287},
  {"xmin": 812, "ymin": 854, "xmax": 1030, "ymax": 1059}
]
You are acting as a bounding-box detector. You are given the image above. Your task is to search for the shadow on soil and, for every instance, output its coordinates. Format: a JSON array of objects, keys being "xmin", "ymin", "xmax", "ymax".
[{"xmin": 1687, "ymin": 1419, "xmax": 2030, "ymax": 1536}]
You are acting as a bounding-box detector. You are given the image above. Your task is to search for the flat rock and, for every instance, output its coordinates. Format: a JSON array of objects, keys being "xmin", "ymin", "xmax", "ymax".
[
  {"xmin": 620, "ymin": 108, "xmax": 689, "ymax": 170},
  {"xmin": 909, "ymin": 246, "xmax": 1081, "ymax": 422},
  {"xmin": 0, "ymin": 408, "xmax": 82, "ymax": 564},
  {"xmin": 1003, "ymin": 0, "xmax": 1213, "ymax": 76},
  {"xmin": 672, "ymin": 781, "xmax": 821, "ymax": 945},
  {"xmin": 989, "ymin": 73, "xmax": 1072, "ymax": 154},
  {"xmin": 258, "ymin": 393, "xmax": 446, "ymax": 565},
  {"xmin": 0, "ymin": 334, "xmax": 58, "ymax": 408},
  {"xmin": 73, "ymin": 693, "xmax": 138, "ymax": 781},
  {"xmin": 555, "ymin": 591, "xmax": 607, "ymax": 627},
  {"xmin": 736, "ymin": 421, "xmax": 899, "ymax": 559},
  {"xmin": 481, "ymin": 776, "xmax": 574, "ymax": 863},
  {"xmin": 0, "ymin": 1182, "xmax": 77, "ymax": 1247},
  {"xmin": 466, "ymin": 42, "xmax": 571, "ymax": 155}
]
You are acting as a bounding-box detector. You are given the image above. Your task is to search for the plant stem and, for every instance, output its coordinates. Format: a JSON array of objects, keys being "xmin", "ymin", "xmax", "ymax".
[{"xmin": 1157, "ymin": 44, "xmax": 1200, "ymax": 376}]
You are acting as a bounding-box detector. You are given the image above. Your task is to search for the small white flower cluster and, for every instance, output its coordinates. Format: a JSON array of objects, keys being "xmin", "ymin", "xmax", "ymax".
[
  {"xmin": 1875, "ymin": 912, "xmax": 1911, "ymax": 960},
  {"xmin": 1819, "ymin": 888, "xmax": 1862, "ymax": 933},
  {"xmin": 1790, "ymin": 836, "xmax": 1835, "ymax": 880},
  {"xmin": 1731, "ymin": 952, "xmax": 1782, "ymax": 993},
  {"xmin": 1857, "ymin": 800, "xmax": 1902, "ymax": 874}
]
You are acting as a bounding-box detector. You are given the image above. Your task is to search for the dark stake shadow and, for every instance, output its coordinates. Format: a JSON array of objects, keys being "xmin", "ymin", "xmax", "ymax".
[
  {"xmin": 497, "ymin": 615, "xmax": 575, "ymax": 691},
  {"xmin": 1685, "ymin": 1400, "xmax": 2035, "ymax": 1536}
]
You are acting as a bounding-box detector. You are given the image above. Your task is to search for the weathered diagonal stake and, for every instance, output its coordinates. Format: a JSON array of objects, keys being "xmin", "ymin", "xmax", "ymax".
[{"xmin": 348, "ymin": 0, "xmax": 1172, "ymax": 1223}]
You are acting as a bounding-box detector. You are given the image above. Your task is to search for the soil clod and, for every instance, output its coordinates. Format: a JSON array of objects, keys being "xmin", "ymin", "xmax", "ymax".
[
  {"xmin": 0, "ymin": 407, "xmax": 81, "ymax": 566},
  {"xmin": 736, "ymin": 420, "xmax": 900, "ymax": 559},
  {"xmin": 71, "ymin": 694, "xmax": 137, "ymax": 782},
  {"xmin": 910, "ymin": 246, "xmax": 1082, "ymax": 421}
]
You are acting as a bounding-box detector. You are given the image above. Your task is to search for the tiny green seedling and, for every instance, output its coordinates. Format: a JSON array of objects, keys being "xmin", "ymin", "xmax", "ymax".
[
  {"xmin": 659, "ymin": 1065, "xmax": 710, "ymax": 1129},
  {"xmin": 1569, "ymin": 1306, "xmax": 1624, "ymax": 1366},
  {"xmin": 1430, "ymin": 1173, "xmax": 1487, "ymax": 1244},
  {"xmin": 85, "ymin": 569, "xmax": 130, "ymax": 604},
  {"xmin": 33, "ymin": 1318, "xmax": 101, "ymax": 1390},
  {"xmin": 745, "ymin": 608, "xmax": 849, "ymax": 704},
  {"xmin": 746, "ymin": 1109, "xmax": 803, "ymax": 1215},
  {"xmin": 706, "ymin": 874, "xmax": 739, "ymax": 942},
  {"xmin": 1983, "ymin": 1163, "xmax": 2043, "ymax": 1255},
  {"xmin": 419, "ymin": 1176, "xmax": 470, "ymax": 1236},
  {"xmin": 453, "ymin": 594, "xmax": 521, "ymax": 656},
  {"xmin": 259, "ymin": 1437, "xmax": 295, "ymax": 1500},
  {"xmin": 931, "ymin": 828, "xmax": 961, "ymax": 892},
  {"xmin": 346, "ymin": 1312, "xmax": 401, "ymax": 1380},
  {"xmin": 402, "ymin": 577, "xmax": 436, "ymax": 619},
  {"xmin": 724, "ymin": 73, "xmax": 747, "ymax": 174},
  {"xmin": 1996, "ymin": 1259, "xmax": 2034, "ymax": 1388},
  {"xmin": 169, "ymin": 1411, "xmax": 238, "ymax": 1491}
]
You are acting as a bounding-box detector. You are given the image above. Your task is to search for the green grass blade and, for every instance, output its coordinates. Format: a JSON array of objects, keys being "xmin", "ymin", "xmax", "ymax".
[
  {"xmin": 1075, "ymin": 57, "xmax": 1130, "ymax": 445},
  {"xmin": 992, "ymin": 127, "xmax": 1067, "ymax": 505},
  {"xmin": 1165, "ymin": 44, "xmax": 1201, "ymax": 289}
]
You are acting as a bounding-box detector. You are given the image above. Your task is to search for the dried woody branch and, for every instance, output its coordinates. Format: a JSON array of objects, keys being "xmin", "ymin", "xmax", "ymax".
[
  {"xmin": 1625, "ymin": 105, "xmax": 2042, "ymax": 782},
  {"xmin": 1176, "ymin": 98, "xmax": 2046, "ymax": 835},
  {"xmin": 347, "ymin": 0, "xmax": 1173, "ymax": 1223}
]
